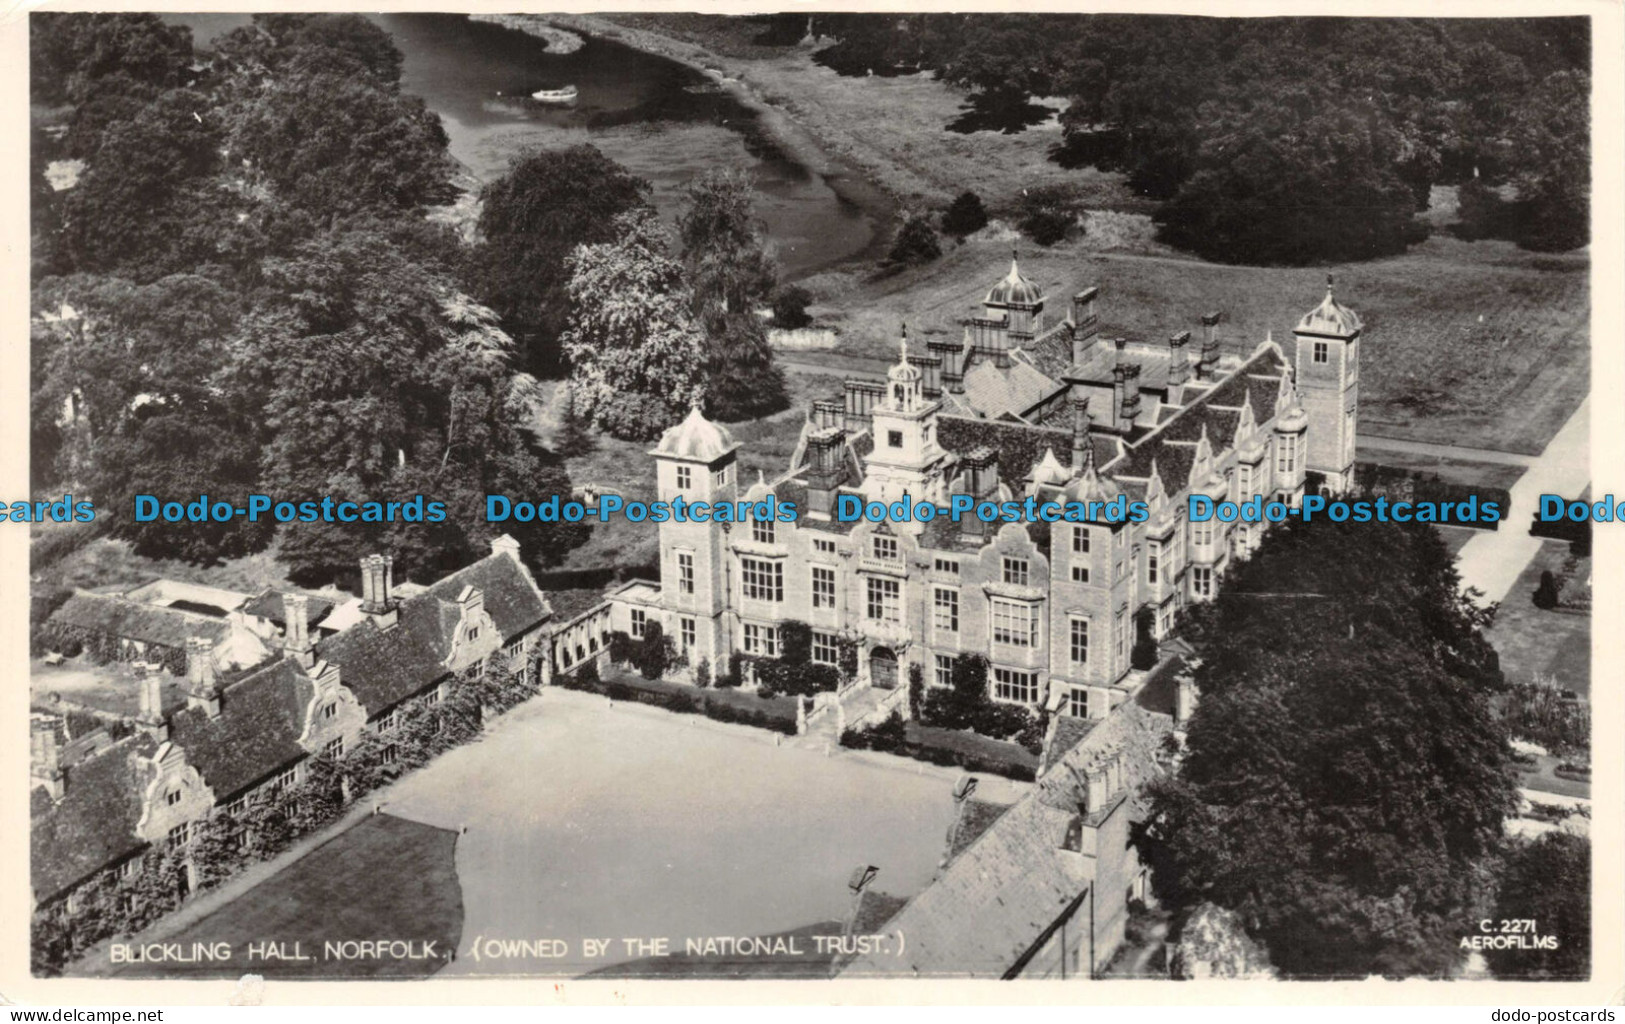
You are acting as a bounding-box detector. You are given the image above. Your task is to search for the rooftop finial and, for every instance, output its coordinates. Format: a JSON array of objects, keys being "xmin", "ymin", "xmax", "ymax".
[
  {"xmin": 1326, "ymin": 273, "xmax": 1335, "ymax": 295},
  {"xmin": 899, "ymin": 326, "xmax": 908, "ymax": 365}
]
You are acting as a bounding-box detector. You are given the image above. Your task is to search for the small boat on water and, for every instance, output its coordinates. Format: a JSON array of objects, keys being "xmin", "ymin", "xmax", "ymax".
[{"xmin": 532, "ymin": 85, "xmax": 578, "ymax": 104}]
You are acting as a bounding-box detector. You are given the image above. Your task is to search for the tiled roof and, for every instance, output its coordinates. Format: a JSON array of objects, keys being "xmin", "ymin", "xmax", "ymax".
[
  {"xmin": 546, "ymin": 587, "xmax": 609, "ymax": 626},
  {"xmin": 51, "ymin": 593, "xmax": 230, "ymax": 650},
  {"xmin": 945, "ymin": 798, "xmax": 1010, "ymax": 862},
  {"xmin": 240, "ymin": 589, "xmax": 336, "ymax": 630},
  {"xmin": 315, "ymin": 601, "xmax": 454, "ymax": 718},
  {"xmin": 1039, "ymin": 715, "xmax": 1100, "ymax": 778},
  {"xmin": 1101, "ymin": 347, "xmax": 1288, "ymax": 491},
  {"xmin": 959, "ymin": 354, "xmax": 1064, "ymax": 421},
  {"xmin": 936, "ymin": 416, "xmax": 1071, "ymax": 487},
  {"xmin": 841, "ymin": 701, "xmax": 1172, "ymax": 978},
  {"xmin": 31, "ymin": 734, "xmax": 157, "ymax": 904},
  {"xmin": 170, "ymin": 658, "xmax": 311, "ymax": 803},
  {"xmin": 426, "ymin": 552, "xmax": 551, "ymax": 641}
]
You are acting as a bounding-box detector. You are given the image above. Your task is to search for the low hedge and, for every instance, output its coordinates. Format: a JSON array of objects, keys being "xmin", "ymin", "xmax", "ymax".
[
  {"xmin": 561, "ymin": 662, "xmax": 798, "ymax": 735},
  {"xmin": 842, "ymin": 713, "xmax": 1037, "ymax": 782}
]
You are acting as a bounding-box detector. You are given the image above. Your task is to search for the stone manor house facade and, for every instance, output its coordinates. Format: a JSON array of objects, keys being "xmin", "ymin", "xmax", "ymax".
[{"xmin": 610, "ymin": 258, "xmax": 1362, "ymax": 722}]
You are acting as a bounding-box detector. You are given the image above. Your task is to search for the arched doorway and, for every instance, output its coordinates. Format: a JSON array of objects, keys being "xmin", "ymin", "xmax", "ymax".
[{"xmin": 869, "ymin": 647, "xmax": 898, "ymax": 690}]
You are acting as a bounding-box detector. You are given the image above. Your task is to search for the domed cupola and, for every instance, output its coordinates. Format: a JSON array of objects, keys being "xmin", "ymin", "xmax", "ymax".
[
  {"xmin": 650, "ymin": 406, "xmax": 741, "ymax": 463},
  {"xmin": 1296, "ymin": 275, "xmax": 1362, "ymax": 339},
  {"xmin": 984, "ymin": 250, "xmax": 1045, "ymax": 311}
]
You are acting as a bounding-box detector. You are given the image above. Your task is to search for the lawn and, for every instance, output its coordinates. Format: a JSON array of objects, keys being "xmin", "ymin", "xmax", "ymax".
[
  {"xmin": 97, "ymin": 813, "xmax": 464, "ymax": 979},
  {"xmin": 1485, "ymin": 539, "xmax": 1591, "ymax": 697},
  {"xmin": 375, "ymin": 687, "xmax": 1008, "ymax": 977},
  {"xmin": 587, "ymin": 13, "xmax": 1139, "ymax": 214},
  {"xmin": 1354, "ymin": 456, "xmax": 1527, "ymax": 494},
  {"xmin": 815, "ymin": 231, "xmax": 1588, "ymax": 456}
]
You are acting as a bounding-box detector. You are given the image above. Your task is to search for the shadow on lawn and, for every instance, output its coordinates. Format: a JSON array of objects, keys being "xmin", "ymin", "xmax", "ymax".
[{"xmin": 99, "ymin": 814, "xmax": 463, "ymax": 980}]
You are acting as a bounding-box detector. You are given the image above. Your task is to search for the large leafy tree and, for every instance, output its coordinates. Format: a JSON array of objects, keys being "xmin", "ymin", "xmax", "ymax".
[
  {"xmin": 225, "ymin": 72, "xmax": 456, "ymax": 223},
  {"xmin": 1139, "ymin": 517, "xmax": 1517, "ymax": 978},
  {"xmin": 30, "ymin": 273, "xmax": 269, "ymax": 561},
  {"xmin": 562, "ymin": 210, "xmax": 707, "ymax": 441},
  {"xmin": 1153, "ymin": 91, "xmax": 1427, "ymax": 264},
  {"xmin": 228, "ymin": 226, "xmax": 582, "ymax": 584},
  {"xmin": 212, "ymin": 14, "xmax": 406, "ymax": 87},
  {"xmin": 1485, "ymin": 832, "xmax": 1590, "ymax": 980},
  {"xmin": 677, "ymin": 168, "xmax": 787, "ymax": 421},
  {"xmin": 30, "ymin": 12, "xmax": 193, "ymax": 106},
  {"xmin": 471, "ymin": 145, "xmax": 652, "ymax": 378}
]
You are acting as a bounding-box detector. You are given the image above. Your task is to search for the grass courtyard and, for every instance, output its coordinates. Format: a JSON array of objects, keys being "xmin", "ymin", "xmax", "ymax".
[
  {"xmin": 222, "ymin": 687, "xmax": 1004, "ymax": 978},
  {"xmin": 93, "ymin": 813, "xmax": 464, "ymax": 980}
]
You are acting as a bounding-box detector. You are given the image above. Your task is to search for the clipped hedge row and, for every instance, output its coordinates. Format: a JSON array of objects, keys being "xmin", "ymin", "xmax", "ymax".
[
  {"xmin": 558, "ymin": 661, "xmax": 798, "ymax": 735},
  {"xmin": 842, "ymin": 712, "xmax": 1038, "ymax": 783}
]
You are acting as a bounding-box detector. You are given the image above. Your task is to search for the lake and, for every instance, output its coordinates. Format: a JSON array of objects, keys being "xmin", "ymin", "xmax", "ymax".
[{"xmin": 164, "ymin": 13, "xmax": 880, "ymax": 278}]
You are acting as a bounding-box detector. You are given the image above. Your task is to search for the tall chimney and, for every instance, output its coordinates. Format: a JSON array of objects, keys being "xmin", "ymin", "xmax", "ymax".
[
  {"xmin": 187, "ymin": 638, "xmax": 222, "ymax": 718},
  {"xmin": 1114, "ymin": 363, "xmax": 1142, "ymax": 430},
  {"xmin": 1070, "ymin": 287, "xmax": 1100, "ymax": 367},
  {"xmin": 284, "ymin": 593, "xmax": 313, "ymax": 667},
  {"xmin": 1070, "ymin": 395, "xmax": 1092, "ymax": 473},
  {"xmin": 136, "ymin": 664, "xmax": 168, "ymax": 741},
  {"xmin": 360, "ymin": 554, "xmax": 399, "ymax": 630},
  {"xmin": 1199, "ymin": 312, "xmax": 1222, "ymax": 380},
  {"xmin": 30, "ymin": 716, "xmax": 65, "ymax": 802},
  {"xmin": 1168, "ymin": 330, "xmax": 1192, "ymax": 387}
]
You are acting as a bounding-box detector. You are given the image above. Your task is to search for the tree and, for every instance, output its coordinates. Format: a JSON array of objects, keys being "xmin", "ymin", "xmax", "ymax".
[
  {"xmin": 1532, "ymin": 570, "xmax": 1560, "ymax": 610},
  {"xmin": 678, "ymin": 167, "xmax": 778, "ymax": 316},
  {"xmin": 54, "ymin": 87, "xmax": 227, "ymax": 281},
  {"xmin": 886, "ymin": 212, "xmax": 942, "ymax": 267},
  {"xmin": 941, "ymin": 190, "xmax": 989, "ymax": 238},
  {"xmin": 560, "ymin": 209, "xmax": 708, "ymax": 441},
  {"xmin": 226, "ymin": 71, "xmax": 456, "ymax": 222},
  {"xmin": 472, "ymin": 145, "xmax": 652, "ymax": 378},
  {"xmin": 771, "ymin": 284, "xmax": 814, "ymax": 330},
  {"xmin": 635, "ymin": 620, "xmax": 670, "ymax": 680},
  {"xmin": 1154, "ymin": 93, "xmax": 1427, "ymax": 264},
  {"xmin": 30, "ymin": 13, "xmax": 193, "ymax": 106},
  {"xmin": 1138, "ymin": 517, "xmax": 1517, "ymax": 978},
  {"xmin": 1505, "ymin": 71, "xmax": 1589, "ymax": 252},
  {"xmin": 1017, "ymin": 186, "xmax": 1078, "ymax": 246},
  {"xmin": 677, "ymin": 168, "xmax": 788, "ymax": 422},
  {"xmin": 212, "ymin": 14, "xmax": 406, "ymax": 88},
  {"xmin": 1485, "ymin": 832, "xmax": 1589, "ymax": 980}
]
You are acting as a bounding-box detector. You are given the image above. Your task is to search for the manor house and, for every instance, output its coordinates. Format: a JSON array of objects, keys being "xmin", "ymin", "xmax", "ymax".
[{"xmin": 609, "ymin": 258, "xmax": 1362, "ymax": 720}]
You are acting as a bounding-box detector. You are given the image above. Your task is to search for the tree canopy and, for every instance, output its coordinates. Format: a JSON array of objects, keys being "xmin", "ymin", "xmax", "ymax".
[
  {"xmin": 676, "ymin": 168, "xmax": 787, "ymax": 422},
  {"xmin": 31, "ymin": 13, "xmax": 583, "ymax": 586},
  {"xmin": 471, "ymin": 145, "xmax": 652, "ymax": 379},
  {"xmin": 561, "ymin": 210, "xmax": 708, "ymax": 441},
  {"xmin": 807, "ymin": 14, "xmax": 1590, "ymax": 260},
  {"xmin": 1138, "ymin": 517, "xmax": 1518, "ymax": 978}
]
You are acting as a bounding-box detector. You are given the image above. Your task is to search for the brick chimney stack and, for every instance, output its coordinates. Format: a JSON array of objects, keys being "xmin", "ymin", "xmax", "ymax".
[
  {"xmin": 1114, "ymin": 363, "xmax": 1142, "ymax": 430},
  {"xmin": 187, "ymin": 637, "xmax": 222, "ymax": 718},
  {"xmin": 136, "ymin": 664, "xmax": 168, "ymax": 741},
  {"xmin": 1198, "ymin": 312, "xmax": 1222, "ymax": 380},
  {"xmin": 359, "ymin": 554, "xmax": 399, "ymax": 630},
  {"xmin": 1070, "ymin": 394, "xmax": 1092, "ymax": 474},
  {"xmin": 1169, "ymin": 330, "xmax": 1192, "ymax": 387},
  {"xmin": 1069, "ymin": 287, "xmax": 1100, "ymax": 366},
  {"xmin": 30, "ymin": 716, "xmax": 65, "ymax": 802},
  {"xmin": 284, "ymin": 593, "xmax": 313, "ymax": 667}
]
